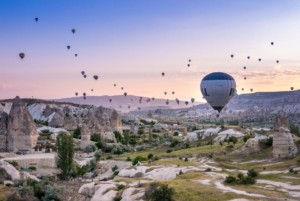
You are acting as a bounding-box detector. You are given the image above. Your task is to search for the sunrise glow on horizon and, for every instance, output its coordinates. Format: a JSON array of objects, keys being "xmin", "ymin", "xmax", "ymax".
[{"xmin": 1, "ymin": 0, "xmax": 300, "ymax": 102}]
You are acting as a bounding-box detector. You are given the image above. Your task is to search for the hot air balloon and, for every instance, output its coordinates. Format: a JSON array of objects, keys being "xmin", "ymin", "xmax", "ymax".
[
  {"xmin": 71, "ymin": 29, "xmax": 76, "ymax": 34},
  {"xmin": 271, "ymin": 42, "xmax": 274, "ymax": 45},
  {"xmin": 67, "ymin": 46, "xmax": 71, "ymax": 50},
  {"xmin": 83, "ymin": 92, "xmax": 86, "ymax": 96},
  {"xmin": 242, "ymin": 88, "xmax": 244, "ymax": 91},
  {"xmin": 258, "ymin": 58, "xmax": 261, "ymax": 62},
  {"xmin": 276, "ymin": 60, "xmax": 279, "ymax": 64},
  {"xmin": 91, "ymin": 89, "xmax": 93, "ymax": 92},
  {"xmin": 114, "ymin": 84, "xmax": 116, "ymax": 87},
  {"xmin": 230, "ymin": 54, "xmax": 234, "ymax": 58},
  {"xmin": 200, "ymin": 72, "xmax": 236, "ymax": 113},
  {"xmin": 109, "ymin": 99, "xmax": 112, "ymax": 103},
  {"xmin": 75, "ymin": 92, "xmax": 78, "ymax": 96},
  {"xmin": 83, "ymin": 75, "xmax": 87, "ymax": 78},
  {"xmin": 124, "ymin": 92, "xmax": 127, "ymax": 96},
  {"xmin": 121, "ymin": 87, "xmax": 124, "ymax": 90},
  {"xmin": 19, "ymin": 53, "xmax": 25, "ymax": 59},
  {"xmin": 161, "ymin": 72, "xmax": 165, "ymax": 76},
  {"xmin": 291, "ymin": 87, "xmax": 294, "ymax": 91},
  {"xmin": 81, "ymin": 71, "xmax": 85, "ymax": 75},
  {"xmin": 188, "ymin": 59, "xmax": 191, "ymax": 62},
  {"xmin": 35, "ymin": 17, "xmax": 39, "ymax": 22},
  {"xmin": 243, "ymin": 66, "xmax": 246, "ymax": 70},
  {"xmin": 172, "ymin": 91, "xmax": 175, "ymax": 95},
  {"xmin": 164, "ymin": 92, "xmax": 167, "ymax": 95},
  {"xmin": 250, "ymin": 88, "xmax": 253, "ymax": 92},
  {"xmin": 75, "ymin": 54, "xmax": 78, "ymax": 57},
  {"xmin": 187, "ymin": 64, "xmax": 190, "ymax": 67},
  {"xmin": 93, "ymin": 75, "xmax": 98, "ymax": 80},
  {"xmin": 131, "ymin": 98, "xmax": 133, "ymax": 102},
  {"xmin": 191, "ymin": 98, "xmax": 195, "ymax": 103},
  {"xmin": 175, "ymin": 98, "xmax": 180, "ymax": 105},
  {"xmin": 247, "ymin": 56, "xmax": 250, "ymax": 59},
  {"xmin": 152, "ymin": 97, "xmax": 155, "ymax": 101},
  {"xmin": 166, "ymin": 100, "xmax": 169, "ymax": 105},
  {"xmin": 128, "ymin": 105, "xmax": 131, "ymax": 109},
  {"xmin": 138, "ymin": 107, "xmax": 141, "ymax": 110},
  {"xmin": 244, "ymin": 77, "xmax": 247, "ymax": 80},
  {"xmin": 185, "ymin": 101, "xmax": 189, "ymax": 105}
]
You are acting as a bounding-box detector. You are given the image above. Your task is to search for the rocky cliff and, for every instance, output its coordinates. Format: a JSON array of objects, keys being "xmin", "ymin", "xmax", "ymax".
[
  {"xmin": 0, "ymin": 97, "xmax": 38, "ymax": 152},
  {"xmin": 0, "ymin": 98, "xmax": 122, "ymax": 144}
]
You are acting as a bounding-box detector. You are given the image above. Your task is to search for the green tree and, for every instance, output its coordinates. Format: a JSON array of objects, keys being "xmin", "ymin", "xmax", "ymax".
[
  {"xmin": 290, "ymin": 124, "xmax": 300, "ymax": 137},
  {"xmin": 56, "ymin": 132, "xmax": 74, "ymax": 180}
]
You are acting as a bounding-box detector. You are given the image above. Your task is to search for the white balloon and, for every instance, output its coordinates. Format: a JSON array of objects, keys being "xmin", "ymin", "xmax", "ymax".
[{"xmin": 200, "ymin": 72, "xmax": 236, "ymax": 113}]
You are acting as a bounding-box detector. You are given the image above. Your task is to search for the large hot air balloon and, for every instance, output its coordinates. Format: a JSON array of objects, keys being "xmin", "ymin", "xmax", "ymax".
[
  {"xmin": 19, "ymin": 53, "xmax": 25, "ymax": 59},
  {"xmin": 71, "ymin": 29, "xmax": 76, "ymax": 34},
  {"xmin": 200, "ymin": 72, "xmax": 236, "ymax": 113},
  {"xmin": 93, "ymin": 75, "xmax": 98, "ymax": 80}
]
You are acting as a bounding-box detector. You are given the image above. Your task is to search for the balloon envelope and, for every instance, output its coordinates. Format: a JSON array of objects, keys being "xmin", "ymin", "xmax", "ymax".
[
  {"xmin": 19, "ymin": 53, "xmax": 25, "ymax": 59},
  {"xmin": 200, "ymin": 72, "xmax": 236, "ymax": 113}
]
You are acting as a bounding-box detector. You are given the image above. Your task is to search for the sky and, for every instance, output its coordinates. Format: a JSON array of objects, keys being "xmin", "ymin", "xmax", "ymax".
[{"xmin": 1, "ymin": 0, "xmax": 300, "ymax": 101}]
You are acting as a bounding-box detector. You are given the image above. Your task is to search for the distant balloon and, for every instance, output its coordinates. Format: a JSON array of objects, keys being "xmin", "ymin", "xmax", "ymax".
[
  {"xmin": 175, "ymin": 98, "xmax": 180, "ymax": 105},
  {"xmin": 35, "ymin": 17, "xmax": 39, "ymax": 22},
  {"xmin": 276, "ymin": 60, "xmax": 279, "ymax": 64},
  {"xmin": 250, "ymin": 88, "xmax": 253, "ymax": 92},
  {"xmin": 187, "ymin": 64, "xmax": 190, "ymax": 67},
  {"xmin": 81, "ymin": 71, "xmax": 85, "ymax": 75},
  {"xmin": 291, "ymin": 87, "xmax": 294, "ymax": 91},
  {"xmin": 138, "ymin": 107, "xmax": 141, "ymax": 110},
  {"xmin": 166, "ymin": 100, "xmax": 169, "ymax": 105},
  {"xmin": 230, "ymin": 54, "xmax": 234, "ymax": 58},
  {"xmin": 75, "ymin": 92, "xmax": 78, "ymax": 96},
  {"xmin": 109, "ymin": 99, "xmax": 112, "ymax": 103},
  {"xmin": 242, "ymin": 88, "xmax": 244, "ymax": 91},
  {"xmin": 124, "ymin": 92, "xmax": 127, "ymax": 96},
  {"xmin": 258, "ymin": 58, "xmax": 261, "ymax": 62},
  {"xmin": 243, "ymin": 66, "xmax": 246, "ymax": 70},
  {"xmin": 71, "ymin": 29, "xmax": 76, "ymax": 34},
  {"xmin": 19, "ymin": 53, "xmax": 25, "ymax": 59},
  {"xmin": 67, "ymin": 46, "xmax": 71, "ymax": 50},
  {"xmin": 164, "ymin": 92, "xmax": 167, "ymax": 95},
  {"xmin": 152, "ymin": 97, "xmax": 155, "ymax": 101},
  {"xmin": 271, "ymin": 42, "xmax": 274, "ymax": 45},
  {"xmin": 83, "ymin": 75, "xmax": 87, "ymax": 78},
  {"xmin": 75, "ymin": 54, "xmax": 78, "ymax": 57},
  {"xmin": 172, "ymin": 91, "xmax": 175, "ymax": 95},
  {"xmin": 93, "ymin": 75, "xmax": 98, "ymax": 80},
  {"xmin": 161, "ymin": 72, "xmax": 165, "ymax": 76},
  {"xmin": 244, "ymin": 77, "xmax": 247, "ymax": 80},
  {"xmin": 114, "ymin": 84, "xmax": 116, "ymax": 87},
  {"xmin": 121, "ymin": 87, "xmax": 124, "ymax": 90},
  {"xmin": 247, "ymin": 56, "xmax": 250, "ymax": 59},
  {"xmin": 91, "ymin": 89, "xmax": 93, "ymax": 92},
  {"xmin": 185, "ymin": 101, "xmax": 189, "ymax": 105},
  {"xmin": 83, "ymin": 93, "xmax": 86, "ymax": 96},
  {"xmin": 188, "ymin": 59, "xmax": 191, "ymax": 62},
  {"xmin": 200, "ymin": 72, "xmax": 236, "ymax": 113},
  {"xmin": 128, "ymin": 105, "xmax": 131, "ymax": 109},
  {"xmin": 191, "ymin": 98, "xmax": 195, "ymax": 103}
]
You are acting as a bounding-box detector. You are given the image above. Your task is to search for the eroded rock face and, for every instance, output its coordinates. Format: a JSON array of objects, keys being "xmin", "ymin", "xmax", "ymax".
[
  {"xmin": 273, "ymin": 116, "xmax": 298, "ymax": 158},
  {"xmin": 7, "ymin": 97, "xmax": 38, "ymax": 152}
]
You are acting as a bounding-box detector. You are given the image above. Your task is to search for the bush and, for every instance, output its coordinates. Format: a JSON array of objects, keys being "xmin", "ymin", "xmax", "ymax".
[
  {"xmin": 145, "ymin": 182, "xmax": 174, "ymax": 201},
  {"xmin": 290, "ymin": 124, "xmax": 300, "ymax": 137},
  {"xmin": 7, "ymin": 160, "xmax": 19, "ymax": 168},
  {"xmin": 173, "ymin": 132, "xmax": 179, "ymax": 136},
  {"xmin": 184, "ymin": 158, "xmax": 188, "ymax": 162},
  {"xmin": 29, "ymin": 166, "xmax": 37, "ymax": 171},
  {"xmin": 247, "ymin": 169, "xmax": 258, "ymax": 178},
  {"xmin": 224, "ymin": 176, "xmax": 237, "ymax": 184},
  {"xmin": 126, "ymin": 157, "xmax": 132, "ymax": 161},
  {"xmin": 112, "ymin": 147, "xmax": 124, "ymax": 155},
  {"xmin": 94, "ymin": 151, "xmax": 102, "ymax": 161},
  {"xmin": 228, "ymin": 136, "xmax": 238, "ymax": 145},
  {"xmin": 132, "ymin": 156, "xmax": 147, "ymax": 165},
  {"xmin": 84, "ymin": 145, "xmax": 96, "ymax": 153},
  {"xmin": 89, "ymin": 159, "xmax": 96, "ymax": 171},
  {"xmin": 243, "ymin": 134, "xmax": 253, "ymax": 143},
  {"xmin": 170, "ymin": 140, "xmax": 179, "ymax": 148},
  {"xmin": 148, "ymin": 153, "xmax": 154, "ymax": 160},
  {"xmin": 116, "ymin": 184, "xmax": 125, "ymax": 191},
  {"xmin": 205, "ymin": 168, "xmax": 211, "ymax": 172},
  {"xmin": 166, "ymin": 149, "xmax": 173, "ymax": 153},
  {"xmin": 95, "ymin": 141, "xmax": 103, "ymax": 149},
  {"xmin": 114, "ymin": 131, "xmax": 123, "ymax": 143},
  {"xmin": 114, "ymin": 195, "xmax": 122, "ymax": 201},
  {"xmin": 73, "ymin": 128, "xmax": 81, "ymax": 139},
  {"xmin": 91, "ymin": 134, "xmax": 101, "ymax": 142},
  {"xmin": 259, "ymin": 137, "xmax": 273, "ymax": 147}
]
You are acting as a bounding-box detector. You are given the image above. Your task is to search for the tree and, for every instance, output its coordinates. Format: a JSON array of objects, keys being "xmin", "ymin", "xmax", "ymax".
[
  {"xmin": 56, "ymin": 132, "xmax": 74, "ymax": 180},
  {"xmin": 290, "ymin": 124, "xmax": 300, "ymax": 137}
]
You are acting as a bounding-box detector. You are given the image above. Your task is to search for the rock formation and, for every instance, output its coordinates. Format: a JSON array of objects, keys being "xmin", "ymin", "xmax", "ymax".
[
  {"xmin": 272, "ymin": 115, "xmax": 298, "ymax": 158},
  {"xmin": 0, "ymin": 97, "xmax": 38, "ymax": 152}
]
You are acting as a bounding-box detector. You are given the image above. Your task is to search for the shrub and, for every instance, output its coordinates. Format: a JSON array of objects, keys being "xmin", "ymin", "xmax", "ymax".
[
  {"xmin": 29, "ymin": 166, "xmax": 37, "ymax": 171},
  {"xmin": 91, "ymin": 134, "xmax": 101, "ymax": 142},
  {"xmin": 126, "ymin": 157, "xmax": 132, "ymax": 161},
  {"xmin": 224, "ymin": 176, "xmax": 237, "ymax": 184},
  {"xmin": 7, "ymin": 160, "xmax": 19, "ymax": 168},
  {"xmin": 145, "ymin": 182, "xmax": 174, "ymax": 201},
  {"xmin": 116, "ymin": 184, "xmax": 125, "ymax": 191},
  {"xmin": 184, "ymin": 158, "xmax": 188, "ymax": 162},
  {"xmin": 228, "ymin": 136, "xmax": 238, "ymax": 145},
  {"xmin": 247, "ymin": 169, "xmax": 258, "ymax": 178},
  {"xmin": 95, "ymin": 141, "xmax": 103, "ymax": 149},
  {"xmin": 114, "ymin": 195, "xmax": 122, "ymax": 201},
  {"xmin": 84, "ymin": 145, "xmax": 96, "ymax": 153},
  {"xmin": 94, "ymin": 151, "xmax": 102, "ymax": 161},
  {"xmin": 259, "ymin": 137, "xmax": 273, "ymax": 147},
  {"xmin": 112, "ymin": 147, "xmax": 123, "ymax": 155},
  {"xmin": 170, "ymin": 140, "xmax": 179, "ymax": 148},
  {"xmin": 132, "ymin": 156, "xmax": 147, "ymax": 165},
  {"xmin": 73, "ymin": 128, "xmax": 81, "ymax": 139},
  {"xmin": 179, "ymin": 170, "xmax": 183, "ymax": 175},
  {"xmin": 114, "ymin": 131, "xmax": 123, "ymax": 143},
  {"xmin": 148, "ymin": 153, "xmax": 154, "ymax": 160},
  {"xmin": 89, "ymin": 159, "xmax": 96, "ymax": 171},
  {"xmin": 112, "ymin": 165, "xmax": 119, "ymax": 172},
  {"xmin": 166, "ymin": 149, "xmax": 173, "ymax": 153},
  {"xmin": 205, "ymin": 168, "xmax": 211, "ymax": 172},
  {"xmin": 290, "ymin": 124, "xmax": 300, "ymax": 137},
  {"xmin": 173, "ymin": 132, "xmax": 179, "ymax": 136},
  {"xmin": 243, "ymin": 134, "xmax": 253, "ymax": 143},
  {"xmin": 41, "ymin": 130, "xmax": 50, "ymax": 134}
]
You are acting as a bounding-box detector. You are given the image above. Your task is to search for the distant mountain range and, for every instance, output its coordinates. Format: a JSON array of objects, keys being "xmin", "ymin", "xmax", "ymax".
[{"xmin": 54, "ymin": 95, "xmax": 196, "ymax": 112}]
